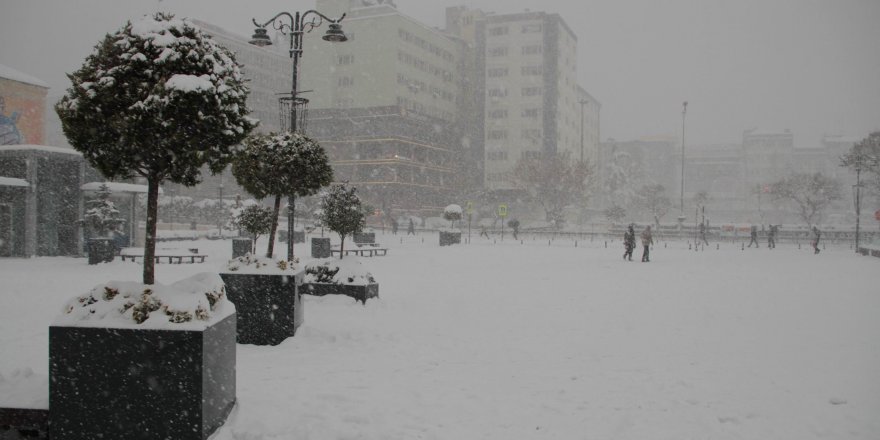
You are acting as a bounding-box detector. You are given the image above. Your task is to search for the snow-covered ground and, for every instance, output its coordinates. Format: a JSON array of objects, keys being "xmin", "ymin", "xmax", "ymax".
[{"xmin": 1, "ymin": 232, "xmax": 878, "ymax": 439}]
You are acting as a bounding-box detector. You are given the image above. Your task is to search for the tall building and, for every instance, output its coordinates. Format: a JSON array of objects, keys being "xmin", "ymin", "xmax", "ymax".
[{"xmin": 471, "ymin": 9, "xmax": 594, "ymax": 191}]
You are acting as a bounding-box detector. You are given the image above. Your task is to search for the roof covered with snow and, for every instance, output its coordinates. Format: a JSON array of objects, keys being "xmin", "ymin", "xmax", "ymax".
[
  {"xmin": 81, "ymin": 181, "xmax": 161, "ymax": 194},
  {"xmin": 0, "ymin": 64, "xmax": 50, "ymax": 88},
  {"xmin": 0, "ymin": 176, "xmax": 29, "ymax": 187},
  {"xmin": 0, "ymin": 145, "xmax": 81, "ymax": 156}
]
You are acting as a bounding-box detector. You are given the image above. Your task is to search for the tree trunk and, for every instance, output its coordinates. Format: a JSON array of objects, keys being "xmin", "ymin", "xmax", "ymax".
[
  {"xmin": 339, "ymin": 235, "xmax": 345, "ymax": 259},
  {"xmin": 143, "ymin": 177, "xmax": 160, "ymax": 285},
  {"xmin": 266, "ymin": 195, "xmax": 281, "ymax": 258},
  {"xmin": 288, "ymin": 194, "xmax": 295, "ymax": 261}
]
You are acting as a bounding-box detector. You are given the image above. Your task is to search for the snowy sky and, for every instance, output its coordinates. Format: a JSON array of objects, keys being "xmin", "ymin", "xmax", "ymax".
[{"xmin": 1, "ymin": 0, "xmax": 879, "ymax": 148}]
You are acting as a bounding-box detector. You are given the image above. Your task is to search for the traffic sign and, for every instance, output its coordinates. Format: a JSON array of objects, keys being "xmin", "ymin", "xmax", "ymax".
[
  {"xmin": 498, "ymin": 204, "xmax": 508, "ymax": 218},
  {"xmin": 466, "ymin": 201, "xmax": 473, "ymax": 215},
  {"xmin": 875, "ymin": 209, "xmax": 880, "ymax": 221}
]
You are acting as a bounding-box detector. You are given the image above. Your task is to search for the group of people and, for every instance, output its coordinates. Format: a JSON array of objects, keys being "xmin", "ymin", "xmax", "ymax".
[{"xmin": 623, "ymin": 224, "xmax": 654, "ymax": 262}]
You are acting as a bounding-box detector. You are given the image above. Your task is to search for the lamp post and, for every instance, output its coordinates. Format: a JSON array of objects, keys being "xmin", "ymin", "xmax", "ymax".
[
  {"xmin": 853, "ymin": 164, "xmax": 862, "ymax": 253},
  {"xmin": 680, "ymin": 101, "xmax": 687, "ymax": 216},
  {"xmin": 249, "ymin": 9, "xmax": 347, "ymax": 260}
]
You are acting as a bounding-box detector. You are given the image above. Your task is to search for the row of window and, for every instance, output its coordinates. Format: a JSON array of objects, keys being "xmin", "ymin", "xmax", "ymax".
[
  {"xmin": 338, "ymin": 54, "xmax": 355, "ymax": 65},
  {"xmin": 487, "ymin": 109, "xmax": 541, "ymax": 119},
  {"xmin": 487, "ymin": 129, "xmax": 543, "ymax": 141},
  {"xmin": 488, "ymin": 23, "xmax": 543, "ymax": 35},
  {"xmin": 398, "ymin": 28, "xmax": 455, "ymax": 63},
  {"xmin": 486, "ymin": 150, "xmax": 543, "ymax": 161},
  {"xmin": 396, "ymin": 96, "xmax": 455, "ymax": 122},
  {"xmin": 397, "ymin": 50, "xmax": 454, "ymax": 83},
  {"xmin": 396, "ymin": 74, "xmax": 455, "ymax": 103}
]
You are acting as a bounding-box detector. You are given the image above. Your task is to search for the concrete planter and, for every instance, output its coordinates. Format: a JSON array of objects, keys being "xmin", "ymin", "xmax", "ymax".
[
  {"xmin": 311, "ymin": 237, "xmax": 331, "ymax": 258},
  {"xmin": 87, "ymin": 238, "xmax": 115, "ymax": 264},
  {"xmin": 304, "ymin": 282, "xmax": 379, "ymax": 304},
  {"xmin": 49, "ymin": 313, "xmax": 236, "ymax": 440},
  {"xmin": 439, "ymin": 231, "xmax": 462, "ymax": 246},
  {"xmin": 218, "ymin": 271, "xmax": 303, "ymax": 345},
  {"xmin": 231, "ymin": 238, "xmax": 252, "ymax": 258}
]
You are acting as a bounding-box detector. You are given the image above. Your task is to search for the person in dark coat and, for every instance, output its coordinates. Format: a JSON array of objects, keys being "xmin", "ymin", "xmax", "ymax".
[
  {"xmin": 811, "ymin": 226, "xmax": 821, "ymax": 254},
  {"xmin": 767, "ymin": 224, "xmax": 777, "ymax": 249},
  {"xmin": 623, "ymin": 224, "xmax": 635, "ymax": 261},
  {"xmin": 390, "ymin": 218, "xmax": 398, "ymax": 235},
  {"xmin": 699, "ymin": 221, "xmax": 709, "ymax": 246},
  {"xmin": 747, "ymin": 225, "xmax": 759, "ymax": 248},
  {"xmin": 641, "ymin": 225, "xmax": 654, "ymax": 262},
  {"xmin": 407, "ymin": 218, "xmax": 415, "ymax": 235}
]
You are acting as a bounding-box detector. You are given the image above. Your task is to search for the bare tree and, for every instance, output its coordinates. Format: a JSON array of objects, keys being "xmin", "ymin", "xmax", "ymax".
[
  {"xmin": 634, "ymin": 184, "xmax": 671, "ymax": 223},
  {"xmin": 513, "ymin": 152, "xmax": 593, "ymax": 229},
  {"xmin": 840, "ymin": 131, "xmax": 880, "ymax": 196},
  {"xmin": 769, "ymin": 172, "xmax": 841, "ymax": 227}
]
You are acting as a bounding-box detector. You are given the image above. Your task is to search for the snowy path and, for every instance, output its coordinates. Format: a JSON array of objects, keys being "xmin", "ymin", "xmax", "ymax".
[{"xmin": 1, "ymin": 235, "xmax": 878, "ymax": 439}]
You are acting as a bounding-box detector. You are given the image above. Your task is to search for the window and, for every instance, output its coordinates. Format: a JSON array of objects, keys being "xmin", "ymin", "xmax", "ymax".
[
  {"xmin": 487, "ymin": 130, "xmax": 508, "ymax": 140},
  {"xmin": 488, "ymin": 47, "xmax": 508, "ymax": 57},
  {"xmin": 521, "ymin": 66, "xmax": 542, "ymax": 76},
  {"xmin": 487, "ymin": 67, "xmax": 509, "ymax": 78},
  {"xmin": 522, "ymin": 87, "xmax": 542, "ymax": 96},
  {"xmin": 338, "ymin": 76, "xmax": 354, "ymax": 87},
  {"xmin": 522, "ymin": 23, "xmax": 542, "ymax": 33},
  {"xmin": 489, "ymin": 26, "xmax": 508, "ymax": 36},
  {"xmin": 488, "ymin": 109, "xmax": 508, "ymax": 119},
  {"xmin": 487, "ymin": 151, "xmax": 508, "ymax": 160},
  {"xmin": 522, "ymin": 150, "xmax": 542, "ymax": 160},
  {"xmin": 521, "ymin": 108, "xmax": 539, "ymax": 118},
  {"xmin": 488, "ymin": 88, "xmax": 507, "ymax": 98},
  {"xmin": 522, "ymin": 129, "xmax": 541, "ymax": 140},
  {"xmin": 522, "ymin": 45, "xmax": 542, "ymax": 55},
  {"xmin": 338, "ymin": 54, "xmax": 355, "ymax": 65}
]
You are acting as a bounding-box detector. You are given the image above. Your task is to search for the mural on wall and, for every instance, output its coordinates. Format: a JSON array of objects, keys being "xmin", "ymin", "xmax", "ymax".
[{"xmin": 0, "ymin": 96, "xmax": 23, "ymax": 145}]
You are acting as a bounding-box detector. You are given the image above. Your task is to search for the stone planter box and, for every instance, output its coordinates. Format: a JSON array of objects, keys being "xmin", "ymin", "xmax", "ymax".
[
  {"xmin": 353, "ymin": 232, "xmax": 375, "ymax": 244},
  {"xmin": 219, "ymin": 272, "xmax": 303, "ymax": 345},
  {"xmin": 439, "ymin": 231, "xmax": 462, "ymax": 246},
  {"xmin": 87, "ymin": 238, "xmax": 115, "ymax": 264},
  {"xmin": 304, "ymin": 282, "xmax": 379, "ymax": 304},
  {"xmin": 49, "ymin": 313, "xmax": 236, "ymax": 440},
  {"xmin": 231, "ymin": 238, "xmax": 252, "ymax": 258},
  {"xmin": 311, "ymin": 237, "xmax": 331, "ymax": 258},
  {"xmin": 0, "ymin": 407, "xmax": 48, "ymax": 439}
]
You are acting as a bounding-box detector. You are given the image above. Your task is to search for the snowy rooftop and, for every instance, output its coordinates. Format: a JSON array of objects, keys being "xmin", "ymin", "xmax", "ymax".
[
  {"xmin": 0, "ymin": 64, "xmax": 50, "ymax": 88},
  {"xmin": 0, "ymin": 145, "xmax": 81, "ymax": 156},
  {"xmin": 0, "ymin": 176, "xmax": 28, "ymax": 188}
]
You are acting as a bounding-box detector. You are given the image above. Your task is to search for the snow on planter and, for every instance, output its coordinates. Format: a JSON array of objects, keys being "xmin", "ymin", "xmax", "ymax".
[
  {"xmin": 50, "ymin": 273, "xmax": 236, "ymax": 440},
  {"xmin": 303, "ymin": 258, "xmax": 379, "ymax": 304},
  {"xmin": 220, "ymin": 254, "xmax": 304, "ymax": 345}
]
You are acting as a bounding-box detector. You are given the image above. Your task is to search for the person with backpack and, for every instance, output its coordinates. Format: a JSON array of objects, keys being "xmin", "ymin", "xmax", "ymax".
[{"xmin": 623, "ymin": 224, "xmax": 635, "ymax": 261}]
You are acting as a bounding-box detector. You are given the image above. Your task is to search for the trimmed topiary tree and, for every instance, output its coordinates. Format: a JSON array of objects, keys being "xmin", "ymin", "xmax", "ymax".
[
  {"xmin": 443, "ymin": 204, "xmax": 462, "ymax": 229},
  {"xmin": 231, "ymin": 204, "xmax": 274, "ymax": 254},
  {"xmin": 232, "ymin": 131, "xmax": 333, "ymax": 259},
  {"xmin": 56, "ymin": 13, "xmax": 256, "ymax": 284},
  {"xmin": 83, "ymin": 184, "xmax": 125, "ymax": 237},
  {"xmin": 319, "ymin": 183, "xmax": 366, "ymax": 259}
]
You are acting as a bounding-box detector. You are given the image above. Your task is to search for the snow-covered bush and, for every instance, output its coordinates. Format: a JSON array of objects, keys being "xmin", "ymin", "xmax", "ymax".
[
  {"xmin": 82, "ymin": 184, "xmax": 125, "ymax": 237},
  {"xmin": 304, "ymin": 258, "xmax": 375, "ymax": 285},
  {"xmin": 443, "ymin": 204, "xmax": 462, "ymax": 229},
  {"xmin": 56, "ymin": 13, "xmax": 256, "ymax": 284},
  {"xmin": 225, "ymin": 253, "xmax": 300, "ymax": 274}
]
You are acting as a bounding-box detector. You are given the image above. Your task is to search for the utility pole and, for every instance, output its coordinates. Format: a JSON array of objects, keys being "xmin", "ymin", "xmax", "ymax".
[{"xmin": 680, "ymin": 101, "xmax": 687, "ymax": 216}]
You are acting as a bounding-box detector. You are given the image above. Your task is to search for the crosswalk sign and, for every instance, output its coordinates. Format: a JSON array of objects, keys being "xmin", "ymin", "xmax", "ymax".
[{"xmin": 498, "ymin": 204, "xmax": 508, "ymax": 218}]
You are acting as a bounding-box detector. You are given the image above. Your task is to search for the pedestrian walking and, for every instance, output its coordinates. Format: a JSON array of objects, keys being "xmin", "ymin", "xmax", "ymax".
[
  {"xmin": 390, "ymin": 217, "xmax": 398, "ymax": 235},
  {"xmin": 479, "ymin": 224, "xmax": 490, "ymax": 239},
  {"xmin": 767, "ymin": 224, "xmax": 777, "ymax": 249},
  {"xmin": 623, "ymin": 224, "xmax": 635, "ymax": 261},
  {"xmin": 747, "ymin": 225, "xmax": 759, "ymax": 248},
  {"xmin": 407, "ymin": 218, "xmax": 415, "ymax": 235},
  {"xmin": 699, "ymin": 221, "xmax": 709, "ymax": 246},
  {"xmin": 641, "ymin": 225, "xmax": 654, "ymax": 262},
  {"xmin": 811, "ymin": 226, "xmax": 821, "ymax": 254},
  {"xmin": 508, "ymin": 219, "xmax": 520, "ymax": 240}
]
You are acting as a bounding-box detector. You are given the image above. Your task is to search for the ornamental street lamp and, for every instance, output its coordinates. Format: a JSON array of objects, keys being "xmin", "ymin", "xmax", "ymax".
[{"xmin": 249, "ymin": 9, "xmax": 347, "ymax": 260}]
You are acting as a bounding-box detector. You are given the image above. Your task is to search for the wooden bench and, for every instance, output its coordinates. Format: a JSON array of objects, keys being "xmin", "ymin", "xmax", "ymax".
[
  {"xmin": 329, "ymin": 247, "xmax": 388, "ymax": 257},
  {"xmin": 119, "ymin": 248, "xmax": 207, "ymax": 264}
]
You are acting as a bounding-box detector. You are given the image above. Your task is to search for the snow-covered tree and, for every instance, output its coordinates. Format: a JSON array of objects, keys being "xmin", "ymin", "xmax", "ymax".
[
  {"xmin": 603, "ymin": 204, "xmax": 627, "ymax": 225},
  {"xmin": 602, "ymin": 149, "xmax": 643, "ymax": 212},
  {"xmin": 231, "ymin": 205, "xmax": 274, "ymax": 254},
  {"xmin": 634, "ymin": 184, "xmax": 671, "ymax": 222},
  {"xmin": 840, "ymin": 132, "xmax": 880, "ymax": 196},
  {"xmin": 319, "ymin": 183, "xmax": 366, "ymax": 259},
  {"xmin": 232, "ymin": 131, "xmax": 333, "ymax": 259},
  {"xmin": 513, "ymin": 152, "xmax": 593, "ymax": 229},
  {"xmin": 56, "ymin": 13, "xmax": 256, "ymax": 284},
  {"xmin": 443, "ymin": 204, "xmax": 462, "ymax": 228},
  {"xmin": 82, "ymin": 184, "xmax": 125, "ymax": 237},
  {"xmin": 769, "ymin": 172, "xmax": 841, "ymax": 227}
]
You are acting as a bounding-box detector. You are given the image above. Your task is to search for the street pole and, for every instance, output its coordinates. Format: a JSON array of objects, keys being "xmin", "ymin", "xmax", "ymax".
[
  {"xmin": 680, "ymin": 101, "xmax": 687, "ymax": 216},
  {"xmin": 250, "ymin": 10, "xmax": 347, "ymax": 260},
  {"xmin": 855, "ymin": 166, "xmax": 861, "ymax": 253},
  {"xmin": 578, "ymin": 99, "xmax": 588, "ymax": 163}
]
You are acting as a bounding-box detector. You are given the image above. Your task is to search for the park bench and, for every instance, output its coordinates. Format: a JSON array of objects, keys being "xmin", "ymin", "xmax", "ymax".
[
  {"xmin": 119, "ymin": 248, "xmax": 207, "ymax": 264},
  {"xmin": 329, "ymin": 247, "xmax": 388, "ymax": 257}
]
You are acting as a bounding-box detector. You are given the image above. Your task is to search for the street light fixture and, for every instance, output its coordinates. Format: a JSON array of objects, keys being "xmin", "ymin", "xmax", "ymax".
[{"xmin": 249, "ymin": 9, "xmax": 348, "ymax": 260}]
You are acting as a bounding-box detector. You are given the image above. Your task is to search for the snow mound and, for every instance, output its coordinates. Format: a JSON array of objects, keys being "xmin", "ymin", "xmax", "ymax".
[
  {"xmin": 304, "ymin": 258, "xmax": 376, "ymax": 285},
  {"xmin": 225, "ymin": 254, "xmax": 301, "ymax": 275},
  {"xmin": 54, "ymin": 273, "xmax": 233, "ymax": 330}
]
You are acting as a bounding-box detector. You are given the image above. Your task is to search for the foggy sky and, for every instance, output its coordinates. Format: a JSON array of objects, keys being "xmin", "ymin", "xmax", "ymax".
[{"xmin": 1, "ymin": 0, "xmax": 878, "ymax": 149}]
